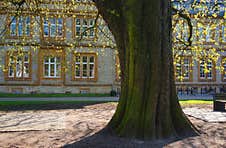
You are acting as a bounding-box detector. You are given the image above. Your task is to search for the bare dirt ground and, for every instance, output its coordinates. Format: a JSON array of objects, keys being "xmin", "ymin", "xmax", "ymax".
[{"xmin": 0, "ymin": 103, "xmax": 225, "ymax": 148}]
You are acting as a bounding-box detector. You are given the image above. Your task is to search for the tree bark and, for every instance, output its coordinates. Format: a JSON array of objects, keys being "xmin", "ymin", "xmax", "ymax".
[{"xmin": 94, "ymin": 0, "xmax": 197, "ymax": 139}]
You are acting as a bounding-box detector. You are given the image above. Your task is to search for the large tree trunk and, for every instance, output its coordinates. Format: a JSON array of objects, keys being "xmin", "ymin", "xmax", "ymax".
[{"xmin": 95, "ymin": 0, "xmax": 197, "ymax": 139}]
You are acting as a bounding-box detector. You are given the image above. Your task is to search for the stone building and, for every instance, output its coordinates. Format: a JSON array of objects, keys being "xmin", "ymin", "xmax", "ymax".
[
  {"xmin": 0, "ymin": 0, "xmax": 120, "ymax": 94},
  {"xmin": 0, "ymin": 0, "xmax": 225, "ymax": 95},
  {"xmin": 172, "ymin": 0, "xmax": 226, "ymax": 94}
]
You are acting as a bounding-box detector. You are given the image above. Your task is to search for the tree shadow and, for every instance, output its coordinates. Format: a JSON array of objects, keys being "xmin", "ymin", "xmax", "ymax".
[
  {"xmin": 63, "ymin": 127, "xmax": 198, "ymax": 148},
  {"xmin": 0, "ymin": 102, "xmax": 107, "ymax": 111}
]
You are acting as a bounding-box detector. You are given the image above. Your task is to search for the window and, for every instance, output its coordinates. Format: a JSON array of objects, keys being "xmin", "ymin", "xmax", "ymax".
[
  {"xmin": 221, "ymin": 25, "xmax": 226, "ymax": 43},
  {"xmin": 222, "ymin": 58, "xmax": 226, "ymax": 81},
  {"xmin": 43, "ymin": 17, "xmax": 64, "ymax": 38},
  {"xmin": 206, "ymin": 24, "xmax": 216, "ymax": 43},
  {"xmin": 199, "ymin": 60, "xmax": 205, "ymax": 79},
  {"xmin": 173, "ymin": 20, "xmax": 189, "ymax": 42},
  {"xmin": 175, "ymin": 57, "xmax": 192, "ymax": 81},
  {"xmin": 174, "ymin": 23, "xmax": 181, "ymax": 40},
  {"xmin": 197, "ymin": 23, "xmax": 205, "ymax": 42},
  {"xmin": 196, "ymin": 22, "xmax": 216, "ymax": 43},
  {"xmin": 9, "ymin": 16, "xmax": 31, "ymax": 37},
  {"xmin": 182, "ymin": 23, "xmax": 189, "ymax": 41},
  {"xmin": 6, "ymin": 51, "xmax": 31, "ymax": 79},
  {"xmin": 74, "ymin": 18, "xmax": 95, "ymax": 39},
  {"xmin": 199, "ymin": 59, "xmax": 215, "ymax": 81},
  {"xmin": 73, "ymin": 53, "xmax": 97, "ymax": 80},
  {"xmin": 43, "ymin": 57, "xmax": 61, "ymax": 78},
  {"xmin": 39, "ymin": 49, "xmax": 64, "ymax": 79}
]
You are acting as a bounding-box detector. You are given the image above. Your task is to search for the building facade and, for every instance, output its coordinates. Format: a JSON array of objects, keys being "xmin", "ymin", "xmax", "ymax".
[
  {"xmin": 0, "ymin": 0, "xmax": 225, "ymax": 95},
  {"xmin": 0, "ymin": 0, "xmax": 120, "ymax": 94},
  {"xmin": 172, "ymin": 0, "xmax": 226, "ymax": 94}
]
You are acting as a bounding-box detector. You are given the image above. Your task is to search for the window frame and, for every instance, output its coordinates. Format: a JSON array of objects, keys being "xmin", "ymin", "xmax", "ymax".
[
  {"xmin": 5, "ymin": 51, "xmax": 32, "ymax": 81},
  {"xmin": 73, "ymin": 16, "xmax": 97, "ymax": 40},
  {"xmin": 174, "ymin": 56, "xmax": 193, "ymax": 82},
  {"xmin": 41, "ymin": 16, "xmax": 65, "ymax": 40},
  {"xmin": 7, "ymin": 15, "xmax": 33, "ymax": 39},
  {"xmin": 196, "ymin": 20, "xmax": 217, "ymax": 44},
  {"xmin": 72, "ymin": 52, "xmax": 97, "ymax": 81},
  {"xmin": 198, "ymin": 58, "xmax": 216, "ymax": 82},
  {"xmin": 39, "ymin": 49, "xmax": 65, "ymax": 80},
  {"xmin": 220, "ymin": 24, "xmax": 226, "ymax": 44}
]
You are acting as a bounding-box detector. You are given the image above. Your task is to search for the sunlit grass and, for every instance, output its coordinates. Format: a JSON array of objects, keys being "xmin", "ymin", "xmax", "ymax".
[{"xmin": 179, "ymin": 100, "xmax": 212, "ymax": 105}]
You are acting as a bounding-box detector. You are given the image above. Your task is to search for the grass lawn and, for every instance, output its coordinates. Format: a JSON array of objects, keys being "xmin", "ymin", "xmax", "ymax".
[
  {"xmin": 0, "ymin": 100, "xmax": 213, "ymax": 106},
  {"xmin": 179, "ymin": 100, "xmax": 212, "ymax": 105},
  {"xmin": 0, "ymin": 100, "xmax": 113, "ymax": 111},
  {"xmin": 0, "ymin": 99, "xmax": 212, "ymax": 107},
  {"xmin": 0, "ymin": 93, "xmax": 111, "ymax": 98},
  {"xmin": 0, "ymin": 100, "xmax": 108, "ymax": 106}
]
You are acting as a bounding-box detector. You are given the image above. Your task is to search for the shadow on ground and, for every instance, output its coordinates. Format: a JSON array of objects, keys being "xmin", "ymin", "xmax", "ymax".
[
  {"xmin": 63, "ymin": 128, "xmax": 198, "ymax": 148},
  {"xmin": 0, "ymin": 102, "xmax": 105, "ymax": 111}
]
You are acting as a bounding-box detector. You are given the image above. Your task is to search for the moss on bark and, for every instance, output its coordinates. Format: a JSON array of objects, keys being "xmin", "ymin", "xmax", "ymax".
[{"xmin": 94, "ymin": 0, "xmax": 197, "ymax": 139}]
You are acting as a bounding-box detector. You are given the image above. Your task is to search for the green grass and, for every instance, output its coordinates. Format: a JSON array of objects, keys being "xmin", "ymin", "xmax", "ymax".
[
  {"xmin": 179, "ymin": 100, "xmax": 212, "ymax": 105},
  {"xmin": 0, "ymin": 100, "xmax": 106, "ymax": 106},
  {"xmin": 0, "ymin": 100, "xmax": 112, "ymax": 110},
  {"xmin": 0, "ymin": 100, "xmax": 212, "ymax": 111},
  {"xmin": 0, "ymin": 93, "xmax": 111, "ymax": 98},
  {"xmin": 0, "ymin": 100, "xmax": 211, "ymax": 106}
]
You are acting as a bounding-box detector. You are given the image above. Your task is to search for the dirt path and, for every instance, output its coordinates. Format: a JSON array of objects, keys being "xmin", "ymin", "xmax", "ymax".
[{"xmin": 0, "ymin": 103, "xmax": 225, "ymax": 148}]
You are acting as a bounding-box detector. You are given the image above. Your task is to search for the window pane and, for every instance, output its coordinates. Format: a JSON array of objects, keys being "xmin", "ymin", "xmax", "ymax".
[
  {"xmin": 89, "ymin": 56, "xmax": 94, "ymax": 63},
  {"xmin": 222, "ymin": 25, "xmax": 226, "ymax": 42},
  {"xmin": 56, "ymin": 57, "xmax": 61, "ymax": 63},
  {"xmin": 50, "ymin": 18, "xmax": 56, "ymax": 37},
  {"xmin": 10, "ymin": 17, "xmax": 16, "ymax": 36},
  {"xmin": 75, "ymin": 64, "xmax": 80, "ymax": 77},
  {"xmin": 44, "ymin": 64, "xmax": 49, "ymax": 77},
  {"xmin": 44, "ymin": 57, "xmax": 49, "ymax": 63},
  {"xmin": 24, "ymin": 54, "xmax": 29, "ymax": 62},
  {"xmin": 176, "ymin": 63, "xmax": 182, "ymax": 77},
  {"xmin": 50, "ymin": 57, "xmax": 55, "ymax": 63},
  {"xmin": 89, "ymin": 64, "xmax": 94, "ymax": 78},
  {"xmin": 44, "ymin": 18, "xmax": 49, "ymax": 36},
  {"xmin": 75, "ymin": 56, "xmax": 80, "ymax": 62},
  {"xmin": 184, "ymin": 59, "xmax": 189, "ymax": 78},
  {"xmin": 76, "ymin": 26, "xmax": 81, "ymax": 36},
  {"xmin": 224, "ymin": 60, "xmax": 226, "ymax": 79},
  {"xmin": 83, "ymin": 64, "xmax": 87, "ymax": 77},
  {"xmin": 50, "ymin": 64, "xmax": 55, "ymax": 76},
  {"xmin": 8, "ymin": 66, "xmax": 14, "ymax": 77},
  {"xmin": 76, "ymin": 18, "xmax": 81, "ymax": 25},
  {"xmin": 25, "ymin": 17, "xmax": 30, "ymax": 36},
  {"xmin": 23, "ymin": 63, "xmax": 29, "ymax": 77},
  {"xmin": 57, "ymin": 25, "xmax": 63, "ymax": 36},
  {"xmin": 200, "ymin": 60, "xmax": 205, "ymax": 78},
  {"xmin": 18, "ymin": 17, "xmax": 23, "ymax": 36},
  {"xmin": 57, "ymin": 18, "xmax": 63, "ymax": 36},
  {"xmin": 16, "ymin": 58, "xmax": 22, "ymax": 77},
  {"xmin": 207, "ymin": 61, "xmax": 212, "ymax": 79},
  {"xmin": 82, "ymin": 56, "xmax": 87, "ymax": 62}
]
